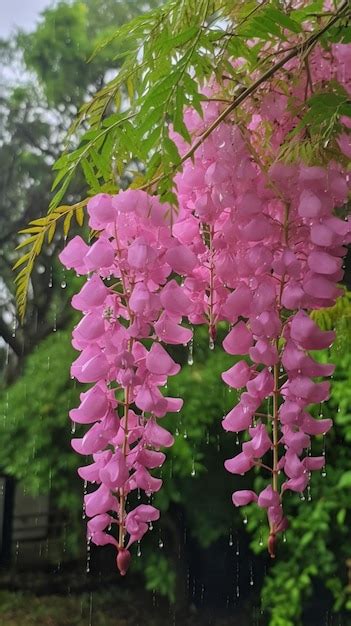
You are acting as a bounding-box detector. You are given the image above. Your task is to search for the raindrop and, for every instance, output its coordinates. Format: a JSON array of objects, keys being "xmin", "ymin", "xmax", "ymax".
[
  {"xmin": 71, "ymin": 422, "xmax": 76, "ymax": 434},
  {"xmin": 321, "ymin": 467, "xmax": 327, "ymax": 478},
  {"xmin": 183, "ymin": 430, "xmax": 188, "ymax": 439},
  {"xmin": 190, "ymin": 459, "xmax": 196, "ymax": 477},
  {"xmin": 149, "ymin": 521, "xmax": 153, "ymax": 531},
  {"xmin": 86, "ymin": 538, "xmax": 91, "ymax": 573},
  {"xmin": 229, "ymin": 532, "xmax": 233, "ymax": 547},
  {"xmin": 158, "ymin": 537, "xmax": 164, "ymax": 549},
  {"xmin": 15, "ymin": 540, "xmax": 20, "ymax": 563},
  {"xmin": 187, "ymin": 337, "xmax": 194, "ymax": 365},
  {"xmin": 236, "ymin": 434, "xmax": 240, "ymax": 445},
  {"xmin": 249, "ymin": 562, "xmax": 254, "ymax": 586},
  {"xmin": 206, "ymin": 430, "xmax": 210, "ymax": 445},
  {"xmin": 283, "ymin": 532, "xmax": 287, "ymax": 543},
  {"xmin": 137, "ymin": 488, "xmax": 141, "ymax": 500},
  {"xmin": 175, "ymin": 427, "xmax": 180, "ymax": 437},
  {"xmin": 209, "ymin": 336, "xmax": 215, "ymax": 350},
  {"xmin": 243, "ymin": 513, "xmax": 248, "ymax": 525},
  {"xmin": 137, "ymin": 541, "xmax": 142, "ymax": 557},
  {"xmin": 12, "ymin": 317, "xmax": 17, "ymax": 338},
  {"xmin": 82, "ymin": 481, "xmax": 87, "ymax": 519},
  {"xmin": 307, "ymin": 485, "xmax": 312, "ymax": 501},
  {"xmin": 61, "ymin": 280, "xmax": 67, "ymax": 289},
  {"xmin": 53, "ymin": 310, "xmax": 57, "ymax": 332},
  {"xmin": 48, "ymin": 267, "xmax": 53, "ymax": 288}
]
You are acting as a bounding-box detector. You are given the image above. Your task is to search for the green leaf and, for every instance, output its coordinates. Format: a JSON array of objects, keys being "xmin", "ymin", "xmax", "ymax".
[
  {"xmin": 264, "ymin": 7, "xmax": 302, "ymax": 34},
  {"xmin": 81, "ymin": 158, "xmax": 100, "ymax": 191}
]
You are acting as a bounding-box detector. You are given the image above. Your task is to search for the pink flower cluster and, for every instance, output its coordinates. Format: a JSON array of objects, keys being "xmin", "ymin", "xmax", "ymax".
[
  {"xmin": 169, "ymin": 44, "xmax": 351, "ymax": 555},
  {"xmin": 59, "ymin": 191, "xmax": 192, "ymax": 574}
]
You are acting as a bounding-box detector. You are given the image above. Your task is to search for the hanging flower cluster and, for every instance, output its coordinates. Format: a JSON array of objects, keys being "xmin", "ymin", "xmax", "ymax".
[
  {"xmin": 169, "ymin": 43, "xmax": 351, "ymax": 556},
  {"xmin": 60, "ymin": 40, "xmax": 351, "ymax": 569},
  {"xmin": 59, "ymin": 191, "xmax": 192, "ymax": 574}
]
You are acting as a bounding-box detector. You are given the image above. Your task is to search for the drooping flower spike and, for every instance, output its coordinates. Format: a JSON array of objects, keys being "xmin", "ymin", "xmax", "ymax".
[{"xmin": 61, "ymin": 190, "xmax": 191, "ymax": 574}]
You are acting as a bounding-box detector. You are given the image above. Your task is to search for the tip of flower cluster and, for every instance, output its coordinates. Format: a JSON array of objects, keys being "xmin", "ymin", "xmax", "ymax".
[{"xmin": 116, "ymin": 548, "xmax": 131, "ymax": 576}]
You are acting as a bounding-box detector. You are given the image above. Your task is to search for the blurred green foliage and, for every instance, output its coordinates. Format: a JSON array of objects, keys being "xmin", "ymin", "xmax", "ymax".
[{"xmin": 1, "ymin": 320, "xmax": 350, "ymax": 623}]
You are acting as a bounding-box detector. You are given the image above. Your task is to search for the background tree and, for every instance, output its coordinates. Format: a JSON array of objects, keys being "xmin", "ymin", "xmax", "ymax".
[{"xmin": 0, "ymin": 0, "xmax": 160, "ymax": 380}]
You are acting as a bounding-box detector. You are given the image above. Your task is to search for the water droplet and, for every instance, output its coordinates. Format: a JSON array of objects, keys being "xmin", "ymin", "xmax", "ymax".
[
  {"xmin": 187, "ymin": 337, "xmax": 194, "ymax": 365},
  {"xmin": 71, "ymin": 422, "xmax": 76, "ymax": 434},
  {"xmin": 191, "ymin": 459, "xmax": 196, "ymax": 477},
  {"xmin": 137, "ymin": 541, "xmax": 142, "ymax": 557},
  {"xmin": 236, "ymin": 539, "xmax": 240, "ymax": 556},
  {"xmin": 243, "ymin": 514, "xmax": 248, "ymax": 525},
  {"xmin": 183, "ymin": 430, "xmax": 188, "ymax": 439},
  {"xmin": 137, "ymin": 488, "xmax": 141, "ymax": 500},
  {"xmin": 229, "ymin": 532, "xmax": 233, "ymax": 547},
  {"xmin": 61, "ymin": 280, "xmax": 67, "ymax": 289},
  {"xmin": 158, "ymin": 537, "xmax": 164, "ymax": 549},
  {"xmin": 249, "ymin": 562, "xmax": 254, "ymax": 586},
  {"xmin": 209, "ymin": 336, "xmax": 215, "ymax": 350},
  {"xmin": 86, "ymin": 538, "xmax": 91, "ymax": 573}
]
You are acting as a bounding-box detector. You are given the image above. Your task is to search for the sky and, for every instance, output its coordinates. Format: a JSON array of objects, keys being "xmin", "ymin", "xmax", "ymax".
[{"xmin": 0, "ymin": 0, "xmax": 52, "ymax": 38}]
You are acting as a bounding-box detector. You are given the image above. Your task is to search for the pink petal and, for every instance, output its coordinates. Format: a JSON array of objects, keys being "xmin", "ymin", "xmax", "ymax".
[
  {"xmin": 257, "ymin": 485, "xmax": 280, "ymax": 508},
  {"xmin": 160, "ymin": 280, "xmax": 192, "ymax": 316},
  {"xmin": 222, "ymin": 285, "xmax": 252, "ymax": 320},
  {"xmin": 165, "ymin": 245, "xmax": 197, "ymax": 274},
  {"xmin": 143, "ymin": 419, "xmax": 174, "ymax": 448},
  {"xmin": 290, "ymin": 311, "xmax": 335, "ymax": 350},
  {"xmin": 155, "ymin": 313, "xmax": 193, "ymax": 345},
  {"xmin": 232, "ymin": 490, "xmax": 257, "ymax": 507},
  {"xmin": 87, "ymin": 194, "xmax": 116, "ymax": 229},
  {"xmin": 85, "ymin": 238, "xmax": 115, "ymax": 271},
  {"xmin": 303, "ymin": 456, "xmax": 325, "ymax": 471},
  {"xmin": 221, "ymin": 361, "xmax": 251, "ymax": 388},
  {"xmin": 300, "ymin": 414, "xmax": 332, "ymax": 435},
  {"xmin": 222, "ymin": 404, "xmax": 253, "ymax": 432},
  {"xmin": 72, "ymin": 275, "xmax": 109, "ymax": 311},
  {"xmin": 307, "ymin": 251, "xmax": 342, "ymax": 275},
  {"xmin": 224, "ymin": 452, "xmax": 254, "ymax": 475},
  {"xmin": 99, "ymin": 449, "xmax": 129, "ymax": 489},
  {"xmin": 146, "ymin": 343, "xmax": 180, "ymax": 376},
  {"xmin": 84, "ymin": 484, "xmax": 117, "ymax": 517},
  {"xmin": 59, "ymin": 235, "xmax": 89, "ymax": 274},
  {"xmin": 222, "ymin": 322, "xmax": 253, "ymax": 355},
  {"xmin": 297, "ymin": 190, "xmax": 322, "ymax": 218}
]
